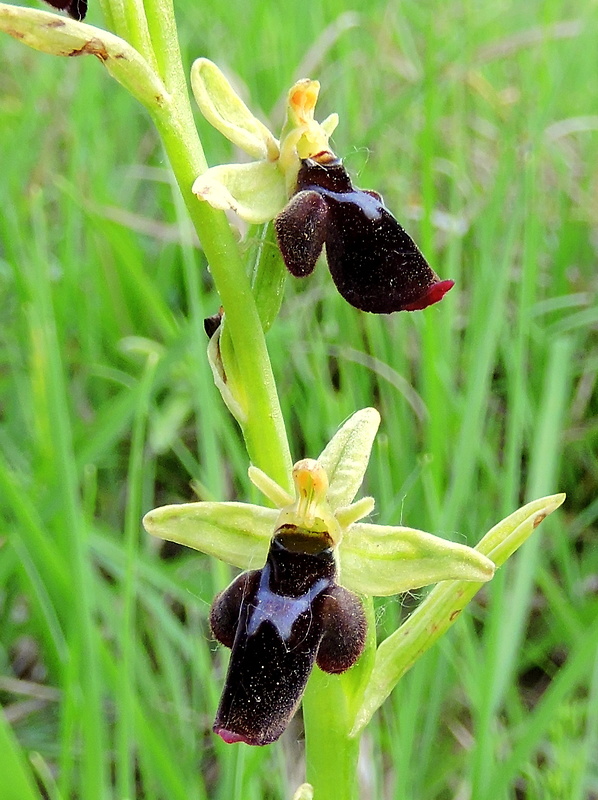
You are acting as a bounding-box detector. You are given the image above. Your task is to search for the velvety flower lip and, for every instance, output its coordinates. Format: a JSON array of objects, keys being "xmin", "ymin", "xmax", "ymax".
[
  {"xmin": 209, "ymin": 524, "xmax": 366, "ymax": 746},
  {"xmin": 275, "ymin": 152, "xmax": 454, "ymax": 314}
]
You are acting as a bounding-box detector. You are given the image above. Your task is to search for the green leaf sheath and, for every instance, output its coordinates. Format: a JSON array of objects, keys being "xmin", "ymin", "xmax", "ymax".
[{"xmin": 351, "ymin": 493, "xmax": 565, "ymax": 735}]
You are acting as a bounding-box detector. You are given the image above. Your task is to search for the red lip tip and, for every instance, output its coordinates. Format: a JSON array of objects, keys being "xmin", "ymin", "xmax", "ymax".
[
  {"xmin": 214, "ymin": 727, "xmax": 251, "ymax": 745},
  {"xmin": 403, "ymin": 279, "xmax": 455, "ymax": 311}
]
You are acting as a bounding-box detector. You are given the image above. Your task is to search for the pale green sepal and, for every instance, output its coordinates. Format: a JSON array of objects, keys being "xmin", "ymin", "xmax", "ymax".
[
  {"xmin": 350, "ymin": 493, "xmax": 565, "ymax": 736},
  {"xmin": 0, "ymin": 4, "xmax": 168, "ymax": 113},
  {"xmin": 142, "ymin": 501, "xmax": 278, "ymax": 570},
  {"xmin": 191, "ymin": 58, "xmax": 279, "ymax": 161},
  {"xmin": 291, "ymin": 784, "xmax": 313, "ymax": 800},
  {"xmin": 318, "ymin": 408, "xmax": 380, "ymax": 511},
  {"xmin": 339, "ymin": 523, "xmax": 495, "ymax": 596},
  {"xmin": 192, "ymin": 161, "xmax": 287, "ymax": 224},
  {"xmin": 474, "ymin": 492, "xmax": 566, "ymax": 565}
]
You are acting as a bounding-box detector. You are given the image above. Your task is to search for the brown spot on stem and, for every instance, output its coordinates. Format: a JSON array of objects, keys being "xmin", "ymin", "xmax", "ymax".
[
  {"xmin": 46, "ymin": 19, "xmax": 66, "ymax": 28},
  {"xmin": 450, "ymin": 609, "xmax": 461, "ymax": 622},
  {"xmin": 68, "ymin": 37, "xmax": 108, "ymax": 61},
  {"xmin": 533, "ymin": 513, "xmax": 547, "ymax": 529}
]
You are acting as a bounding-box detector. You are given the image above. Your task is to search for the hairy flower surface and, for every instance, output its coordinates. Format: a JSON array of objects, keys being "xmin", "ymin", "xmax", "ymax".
[{"xmin": 143, "ymin": 409, "xmax": 495, "ymax": 745}]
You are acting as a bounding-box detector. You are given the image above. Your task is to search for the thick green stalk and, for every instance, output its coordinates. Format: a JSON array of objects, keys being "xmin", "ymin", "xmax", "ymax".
[
  {"xmin": 106, "ymin": 0, "xmax": 157, "ymax": 71},
  {"xmin": 302, "ymin": 669, "xmax": 361, "ymax": 800},
  {"xmin": 142, "ymin": 0, "xmax": 186, "ymax": 93},
  {"xmin": 151, "ymin": 107, "xmax": 292, "ymax": 490},
  {"xmin": 301, "ymin": 598, "xmax": 376, "ymax": 799},
  {"xmin": 117, "ymin": 0, "xmax": 294, "ymax": 491}
]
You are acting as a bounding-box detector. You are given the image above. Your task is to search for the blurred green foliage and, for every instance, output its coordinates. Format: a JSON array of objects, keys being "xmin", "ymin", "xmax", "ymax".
[{"xmin": 0, "ymin": 0, "xmax": 597, "ymax": 797}]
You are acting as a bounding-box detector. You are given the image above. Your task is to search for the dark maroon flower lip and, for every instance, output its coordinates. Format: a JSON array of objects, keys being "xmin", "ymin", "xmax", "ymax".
[
  {"xmin": 275, "ymin": 154, "xmax": 454, "ymax": 314},
  {"xmin": 210, "ymin": 531, "xmax": 366, "ymax": 747},
  {"xmin": 402, "ymin": 279, "xmax": 455, "ymax": 311}
]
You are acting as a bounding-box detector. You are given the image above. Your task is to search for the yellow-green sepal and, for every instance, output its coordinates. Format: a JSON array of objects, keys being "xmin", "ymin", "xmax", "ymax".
[
  {"xmin": 191, "ymin": 58, "xmax": 278, "ymax": 161},
  {"xmin": 339, "ymin": 523, "xmax": 495, "ymax": 596},
  {"xmin": 192, "ymin": 160, "xmax": 287, "ymax": 224},
  {"xmin": 143, "ymin": 501, "xmax": 277, "ymax": 569}
]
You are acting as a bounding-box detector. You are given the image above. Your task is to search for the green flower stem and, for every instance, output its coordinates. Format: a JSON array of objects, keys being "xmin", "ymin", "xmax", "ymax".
[
  {"xmin": 151, "ymin": 106, "xmax": 292, "ymax": 490},
  {"xmin": 141, "ymin": 0, "xmax": 187, "ymax": 94},
  {"xmin": 301, "ymin": 598, "xmax": 376, "ymax": 800},
  {"xmin": 105, "ymin": 0, "xmax": 157, "ymax": 72},
  {"xmin": 104, "ymin": 0, "xmax": 294, "ymax": 491},
  {"xmin": 303, "ymin": 669, "xmax": 361, "ymax": 800},
  {"xmin": 97, "ymin": 0, "xmax": 115, "ymax": 32}
]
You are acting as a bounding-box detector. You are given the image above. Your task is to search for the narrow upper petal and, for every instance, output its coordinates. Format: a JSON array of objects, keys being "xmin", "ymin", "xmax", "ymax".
[
  {"xmin": 279, "ymin": 80, "xmax": 337, "ymax": 182},
  {"xmin": 339, "ymin": 523, "xmax": 495, "ymax": 596},
  {"xmin": 192, "ymin": 161, "xmax": 288, "ymax": 224},
  {"xmin": 143, "ymin": 501, "xmax": 278, "ymax": 570},
  {"xmin": 191, "ymin": 58, "xmax": 279, "ymax": 161},
  {"xmin": 318, "ymin": 408, "xmax": 381, "ymax": 511}
]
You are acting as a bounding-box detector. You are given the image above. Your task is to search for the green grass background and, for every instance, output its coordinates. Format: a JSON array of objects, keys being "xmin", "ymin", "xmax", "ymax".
[{"xmin": 1, "ymin": 0, "xmax": 597, "ymax": 797}]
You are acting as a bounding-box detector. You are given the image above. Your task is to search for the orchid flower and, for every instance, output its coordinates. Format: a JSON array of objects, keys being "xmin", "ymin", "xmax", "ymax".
[
  {"xmin": 191, "ymin": 61, "xmax": 454, "ymax": 313},
  {"xmin": 143, "ymin": 408, "xmax": 497, "ymax": 745}
]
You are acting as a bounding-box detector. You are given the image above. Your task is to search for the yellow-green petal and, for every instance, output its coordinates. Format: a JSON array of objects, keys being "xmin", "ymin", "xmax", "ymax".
[
  {"xmin": 143, "ymin": 501, "xmax": 278, "ymax": 569},
  {"xmin": 248, "ymin": 465, "xmax": 294, "ymax": 509},
  {"xmin": 320, "ymin": 113, "xmax": 339, "ymax": 138},
  {"xmin": 191, "ymin": 58, "xmax": 279, "ymax": 161},
  {"xmin": 318, "ymin": 408, "xmax": 380, "ymax": 511},
  {"xmin": 192, "ymin": 161, "xmax": 287, "ymax": 224},
  {"xmin": 339, "ymin": 523, "xmax": 495, "ymax": 596}
]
